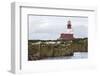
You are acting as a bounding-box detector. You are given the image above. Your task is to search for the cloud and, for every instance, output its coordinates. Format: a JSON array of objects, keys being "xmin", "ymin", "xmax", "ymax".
[
  {"xmin": 29, "ymin": 15, "xmax": 88, "ymax": 40},
  {"xmin": 73, "ymin": 26, "xmax": 88, "ymax": 38}
]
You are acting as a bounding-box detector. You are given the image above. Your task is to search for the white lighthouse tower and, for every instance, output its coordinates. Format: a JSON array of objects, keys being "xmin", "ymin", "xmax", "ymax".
[
  {"xmin": 59, "ymin": 20, "xmax": 74, "ymax": 40},
  {"xmin": 66, "ymin": 20, "xmax": 73, "ymax": 34}
]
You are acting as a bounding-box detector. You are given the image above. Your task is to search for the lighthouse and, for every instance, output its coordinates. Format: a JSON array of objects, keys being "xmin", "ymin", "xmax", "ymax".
[
  {"xmin": 66, "ymin": 20, "xmax": 73, "ymax": 34},
  {"xmin": 59, "ymin": 20, "xmax": 74, "ymax": 40}
]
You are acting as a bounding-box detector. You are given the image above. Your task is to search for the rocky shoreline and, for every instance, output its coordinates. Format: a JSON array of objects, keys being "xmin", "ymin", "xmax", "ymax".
[{"xmin": 28, "ymin": 38, "xmax": 88, "ymax": 60}]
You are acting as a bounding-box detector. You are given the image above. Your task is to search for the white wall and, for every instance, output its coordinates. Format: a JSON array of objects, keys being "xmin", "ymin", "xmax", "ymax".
[{"xmin": 0, "ymin": 0, "xmax": 100, "ymax": 76}]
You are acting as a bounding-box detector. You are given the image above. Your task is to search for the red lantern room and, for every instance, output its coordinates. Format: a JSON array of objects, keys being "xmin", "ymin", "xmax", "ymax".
[{"xmin": 67, "ymin": 20, "xmax": 72, "ymax": 29}]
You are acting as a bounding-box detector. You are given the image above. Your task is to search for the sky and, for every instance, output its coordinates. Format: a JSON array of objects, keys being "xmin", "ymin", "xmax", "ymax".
[{"xmin": 28, "ymin": 15, "xmax": 88, "ymax": 40}]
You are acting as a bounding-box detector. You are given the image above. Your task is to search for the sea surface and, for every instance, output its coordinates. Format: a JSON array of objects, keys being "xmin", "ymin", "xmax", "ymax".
[{"xmin": 42, "ymin": 52, "xmax": 88, "ymax": 60}]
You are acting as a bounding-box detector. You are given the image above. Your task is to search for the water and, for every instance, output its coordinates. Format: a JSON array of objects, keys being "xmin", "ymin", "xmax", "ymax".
[
  {"xmin": 72, "ymin": 52, "xmax": 88, "ymax": 59},
  {"xmin": 42, "ymin": 52, "xmax": 88, "ymax": 60}
]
